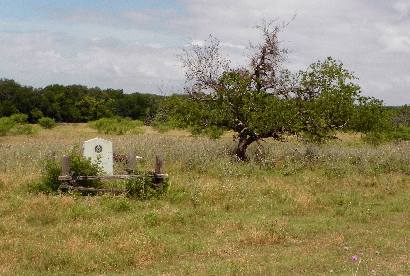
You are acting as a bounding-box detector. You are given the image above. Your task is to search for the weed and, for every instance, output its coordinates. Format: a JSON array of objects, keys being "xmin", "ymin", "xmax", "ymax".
[
  {"xmin": 125, "ymin": 173, "xmax": 169, "ymax": 200},
  {"xmin": 143, "ymin": 212, "xmax": 159, "ymax": 227}
]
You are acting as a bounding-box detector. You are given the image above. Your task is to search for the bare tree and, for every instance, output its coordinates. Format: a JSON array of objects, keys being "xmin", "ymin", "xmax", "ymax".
[{"xmin": 180, "ymin": 35, "xmax": 230, "ymax": 97}]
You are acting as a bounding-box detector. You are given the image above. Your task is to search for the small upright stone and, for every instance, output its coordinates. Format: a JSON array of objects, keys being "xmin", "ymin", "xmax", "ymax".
[{"xmin": 83, "ymin": 137, "xmax": 113, "ymax": 175}]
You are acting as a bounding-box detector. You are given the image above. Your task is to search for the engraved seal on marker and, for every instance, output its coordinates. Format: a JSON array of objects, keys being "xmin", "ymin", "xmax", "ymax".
[{"xmin": 95, "ymin": 145, "xmax": 103, "ymax": 153}]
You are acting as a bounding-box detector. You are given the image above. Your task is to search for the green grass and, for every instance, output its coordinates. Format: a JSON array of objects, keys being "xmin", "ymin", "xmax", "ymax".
[
  {"xmin": 0, "ymin": 124, "xmax": 409, "ymax": 274},
  {"xmin": 388, "ymin": 126, "xmax": 410, "ymax": 141}
]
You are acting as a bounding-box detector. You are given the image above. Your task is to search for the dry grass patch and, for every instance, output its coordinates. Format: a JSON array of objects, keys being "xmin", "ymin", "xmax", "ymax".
[{"xmin": 0, "ymin": 124, "xmax": 408, "ymax": 274}]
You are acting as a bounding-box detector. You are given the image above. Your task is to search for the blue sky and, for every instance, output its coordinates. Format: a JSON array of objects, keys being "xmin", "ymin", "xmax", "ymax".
[
  {"xmin": 0, "ymin": 0, "xmax": 184, "ymax": 40},
  {"xmin": 0, "ymin": 0, "xmax": 184, "ymax": 17},
  {"xmin": 0, "ymin": 0, "xmax": 409, "ymax": 105}
]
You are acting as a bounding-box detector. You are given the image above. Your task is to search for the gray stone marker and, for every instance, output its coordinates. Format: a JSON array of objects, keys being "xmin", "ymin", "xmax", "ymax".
[{"xmin": 83, "ymin": 137, "xmax": 113, "ymax": 175}]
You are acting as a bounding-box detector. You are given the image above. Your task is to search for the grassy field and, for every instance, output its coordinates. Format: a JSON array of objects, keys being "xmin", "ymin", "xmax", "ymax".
[{"xmin": 0, "ymin": 124, "xmax": 409, "ymax": 275}]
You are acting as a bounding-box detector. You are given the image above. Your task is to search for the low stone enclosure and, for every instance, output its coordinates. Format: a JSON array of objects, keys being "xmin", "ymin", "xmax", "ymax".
[{"xmin": 58, "ymin": 137, "xmax": 168, "ymax": 194}]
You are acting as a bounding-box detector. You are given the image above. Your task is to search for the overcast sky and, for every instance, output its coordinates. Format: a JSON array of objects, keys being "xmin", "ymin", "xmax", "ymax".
[{"xmin": 0, "ymin": 0, "xmax": 409, "ymax": 105}]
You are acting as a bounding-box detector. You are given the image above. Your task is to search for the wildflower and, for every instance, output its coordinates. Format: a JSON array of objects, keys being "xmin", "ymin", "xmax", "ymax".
[{"xmin": 352, "ymin": 255, "xmax": 359, "ymax": 262}]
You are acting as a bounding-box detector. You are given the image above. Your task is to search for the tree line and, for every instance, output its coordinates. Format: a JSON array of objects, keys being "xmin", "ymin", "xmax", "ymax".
[{"xmin": 0, "ymin": 79, "xmax": 162, "ymax": 123}]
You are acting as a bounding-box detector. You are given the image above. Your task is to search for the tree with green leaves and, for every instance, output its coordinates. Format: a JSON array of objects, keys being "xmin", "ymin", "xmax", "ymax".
[
  {"xmin": 177, "ymin": 22, "xmax": 374, "ymax": 160},
  {"xmin": 349, "ymin": 96, "xmax": 391, "ymax": 133}
]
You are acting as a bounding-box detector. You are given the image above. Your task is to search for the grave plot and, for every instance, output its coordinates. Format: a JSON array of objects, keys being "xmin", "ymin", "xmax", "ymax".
[{"xmin": 58, "ymin": 137, "xmax": 168, "ymax": 195}]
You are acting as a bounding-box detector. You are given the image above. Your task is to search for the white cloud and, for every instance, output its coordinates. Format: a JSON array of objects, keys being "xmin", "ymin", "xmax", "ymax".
[
  {"xmin": 393, "ymin": 1, "xmax": 410, "ymax": 18},
  {"xmin": 0, "ymin": 0, "xmax": 409, "ymax": 104},
  {"xmin": 379, "ymin": 25, "xmax": 410, "ymax": 54},
  {"xmin": 0, "ymin": 31, "xmax": 184, "ymax": 93},
  {"xmin": 174, "ymin": 0, "xmax": 410, "ymax": 104}
]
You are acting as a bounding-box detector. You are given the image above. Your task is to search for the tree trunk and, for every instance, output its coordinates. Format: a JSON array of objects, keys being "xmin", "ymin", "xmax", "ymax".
[{"xmin": 235, "ymin": 136, "xmax": 255, "ymax": 161}]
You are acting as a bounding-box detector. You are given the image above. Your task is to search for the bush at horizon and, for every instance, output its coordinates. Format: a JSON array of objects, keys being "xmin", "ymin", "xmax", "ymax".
[{"xmin": 89, "ymin": 117, "xmax": 144, "ymax": 135}]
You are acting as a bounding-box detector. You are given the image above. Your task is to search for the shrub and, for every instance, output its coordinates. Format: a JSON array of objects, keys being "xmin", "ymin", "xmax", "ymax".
[
  {"xmin": 38, "ymin": 117, "xmax": 57, "ymax": 129},
  {"xmin": 0, "ymin": 114, "xmax": 34, "ymax": 136},
  {"xmin": 9, "ymin": 113, "xmax": 29, "ymax": 124},
  {"xmin": 0, "ymin": 117, "xmax": 15, "ymax": 136},
  {"xmin": 31, "ymin": 108, "xmax": 44, "ymax": 122},
  {"xmin": 67, "ymin": 150, "xmax": 104, "ymax": 188},
  {"xmin": 126, "ymin": 173, "xmax": 169, "ymax": 200},
  {"xmin": 30, "ymin": 158, "xmax": 62, "ymax": 193},
  {"xmin": 89, "ymin": 117, "xmax": 144, "ymax": 135},
  {"xmin": 30, "ymin": 149, "xmax": 103, "ymax": 193},
  {"xmin": 350, "ymin": 97, "xmax": 392, "ymax": 133}
]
